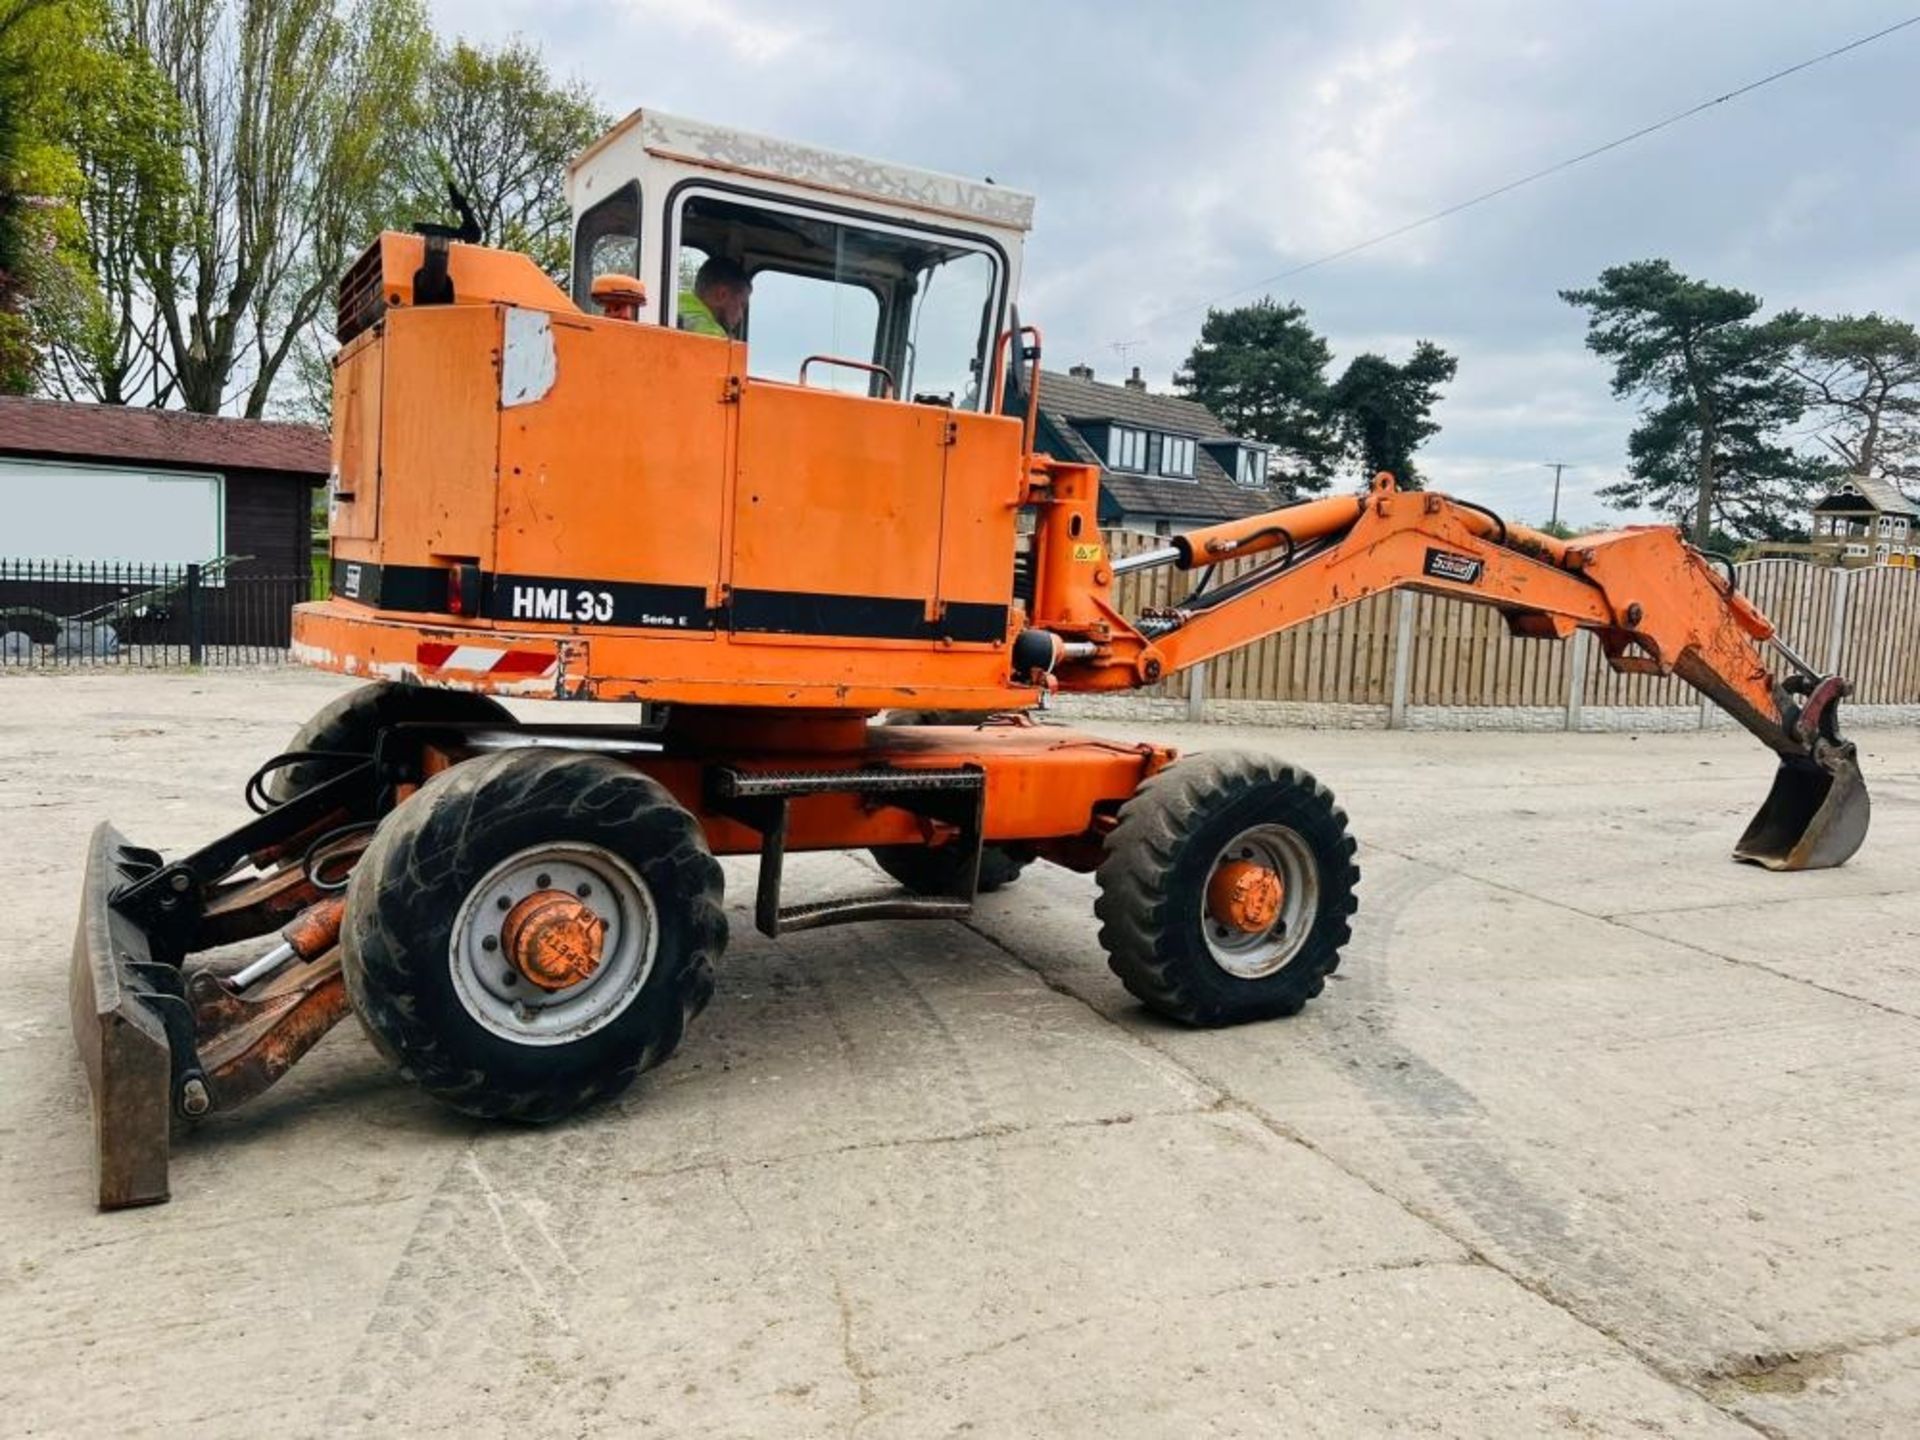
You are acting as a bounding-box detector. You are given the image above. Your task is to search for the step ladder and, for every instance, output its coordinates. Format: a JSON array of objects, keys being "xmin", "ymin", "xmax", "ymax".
[{"xmin": 707, "ymin": 765, "xmax": 986, "ymax": 937}]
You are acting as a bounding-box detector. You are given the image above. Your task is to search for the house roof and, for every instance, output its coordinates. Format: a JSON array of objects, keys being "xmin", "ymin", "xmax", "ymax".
[
  {"xmin": 1819, "ymin": 475, "xmax": 1920, "ymax": 518},
  {"xmin": 0, "ymin": 397, "xmax": 329, "ymax": 479},
  {"xmin": 1033, "ymin": 369, "xmax": 1269, "ymax": 524}
]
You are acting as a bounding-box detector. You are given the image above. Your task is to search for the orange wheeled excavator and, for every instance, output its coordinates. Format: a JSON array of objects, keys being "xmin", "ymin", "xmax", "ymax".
[{"xmin": 71, "ymin": 111, "xmax": 1869, "ymax": 1207}]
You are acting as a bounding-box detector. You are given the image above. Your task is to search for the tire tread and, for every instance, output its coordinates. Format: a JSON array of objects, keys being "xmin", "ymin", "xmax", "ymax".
[
  {"xmin": 1095, "ymin": 751, "xmax": 1358, "ymax": 1026},
  {"xmin": 343, "ymin": 749, "xmax": 725, "ymax": 1121}
]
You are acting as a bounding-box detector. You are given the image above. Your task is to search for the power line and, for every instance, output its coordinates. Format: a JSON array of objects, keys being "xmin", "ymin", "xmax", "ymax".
[{"xmin": 1125, "ymin": 14, "xmax": 1920, "ymax": 340}]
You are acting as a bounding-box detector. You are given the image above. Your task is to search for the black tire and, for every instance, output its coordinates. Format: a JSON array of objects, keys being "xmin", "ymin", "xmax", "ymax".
[
  {"xmin": 1095, "ymin": 751, "xmax": 1358, "ymax": 1026},
  {"xmin": 267, "ymin": 681, "xmax": 513, "ymax": 802},
  {"xmin": 342, "ymin": 748, "xmax": 726, "ymax": 1121},
  {"xmin": 879, "ymin": 708, "xmax": 1001, "ymax": 727},
  {"xmin": 869, "ymin": 838, "xmax": 1035, "ymax": 896},
  {"xmin": 869, "ymin": 709, "xmax": 1033, "ymax": 895}
]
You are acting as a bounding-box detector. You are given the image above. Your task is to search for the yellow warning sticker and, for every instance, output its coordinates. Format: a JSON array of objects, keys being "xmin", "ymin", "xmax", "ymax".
[{"xmin": 1072, "ymin": 543, "xmax": 1104, "ymax": 563}]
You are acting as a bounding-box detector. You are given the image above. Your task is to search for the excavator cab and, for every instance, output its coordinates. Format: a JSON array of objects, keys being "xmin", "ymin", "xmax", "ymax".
[{"xmin": 566, "ymin": 109, "xmax": 1026, "ymax": 409}]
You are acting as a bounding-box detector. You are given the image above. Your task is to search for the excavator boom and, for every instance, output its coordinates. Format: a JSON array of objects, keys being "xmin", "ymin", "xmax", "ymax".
[{"xmin": 1024, "ymin": 468, "xmax": 1868, "ymax": 871}]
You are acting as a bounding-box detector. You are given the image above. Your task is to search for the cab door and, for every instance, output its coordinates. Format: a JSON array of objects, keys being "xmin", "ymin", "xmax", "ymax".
[{"xmin": 729, "ymin": 381, "xmax": 950, "ymax": 645}]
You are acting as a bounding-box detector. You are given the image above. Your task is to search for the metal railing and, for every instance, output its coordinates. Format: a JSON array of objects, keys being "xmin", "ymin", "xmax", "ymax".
[{"xmin": 0, "ymin": 560, "xmax": 310, "ymax": 669}]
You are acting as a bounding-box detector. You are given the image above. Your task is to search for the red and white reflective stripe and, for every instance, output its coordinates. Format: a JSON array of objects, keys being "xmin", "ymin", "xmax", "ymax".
[{"xmin": 416, "ymin": 641, "xmax": 557, "ymax": 678}]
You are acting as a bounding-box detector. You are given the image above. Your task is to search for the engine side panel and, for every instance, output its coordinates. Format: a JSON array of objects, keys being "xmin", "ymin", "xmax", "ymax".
[{"xmin": 306, "ymin": 301, "xmax": 1035, "ymax": 708}]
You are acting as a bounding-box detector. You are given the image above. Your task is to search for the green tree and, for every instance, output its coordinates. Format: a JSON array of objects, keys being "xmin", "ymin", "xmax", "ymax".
[
  {"xmin": 1175, "ymin": 297, "xmax": 1342, "ymax": 496},
  {"xmin": 398, "ymin": 37, "xmax": 605, "ymax": 281},
  {"xmin": 0, "ymin": 0, "xmax": 99, "ymax": 393},
  {"xmin": 1789, "ymin": 313, "xmax": 1920, "ymax": 486},
  {"xmin": 38, "ymin": 21, "xmax": 188, "ymax": 403},
  {"xmin": 62, "ymin": 0, "xmax": 432, "ymax": 415},
  {"xmin": 1561, "ymin": 259, "xmax": 1813, "ymax": 545},
  {"xmin": 286, "ymin": 32, "xmax": 606, "ymax": 419},
  {"xmin": 175, "ymin": 0, "xmax": 423, "ymax": 416},
  {"xmin": 1326, "ymin": 340, "xmax": 1457, "ymax": 488}
]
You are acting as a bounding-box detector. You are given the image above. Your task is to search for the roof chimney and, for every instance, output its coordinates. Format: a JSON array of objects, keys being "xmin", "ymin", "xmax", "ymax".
[
  {"xmin": 1124, "ymin": 365, "xmax": 1147, "ymax": 392},
  {"xmin": 1068, "ymin": 362, "xmax": 1094, "ymax": 380}
]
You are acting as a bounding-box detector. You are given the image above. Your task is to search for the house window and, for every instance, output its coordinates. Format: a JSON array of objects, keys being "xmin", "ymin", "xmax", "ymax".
[
  {"xmin": 1237, "ymin": 448, "xmax": 1268, "ymax": 488},
  {"xmin": 1108, "ymin": 426, "xmax": 1147, "ymax": 471},
  {"xmin": 1104, "ymin": 427, "xmax": 1194, "ymax": 477},
  {"xmin": 1160, "ymin": 436, "xmax": 1194, "ymax": 478}
]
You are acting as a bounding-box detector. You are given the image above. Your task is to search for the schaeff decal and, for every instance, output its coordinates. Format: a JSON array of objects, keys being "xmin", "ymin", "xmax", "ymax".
[{"xmin": 1422, "ymin": 548, "xmax": 1484, "ymax": 585}]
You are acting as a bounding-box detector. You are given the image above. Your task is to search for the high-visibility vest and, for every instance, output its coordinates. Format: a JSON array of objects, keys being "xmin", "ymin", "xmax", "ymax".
[{"xmin": 677, "ymin": 290, "xmax": 727, "ymax": 338}]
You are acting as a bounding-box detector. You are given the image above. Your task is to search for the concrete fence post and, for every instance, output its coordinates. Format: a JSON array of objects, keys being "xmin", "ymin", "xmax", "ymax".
[
  {"xmin": 1388, "ymin": 592, "xmax": 1415, "ymax": 729},
  {"xmin": 1565, "ymin": 629, "xmax": 1589, "ymax": 731},
  {"xmin": 1826, "ymin": 567, "xmax": 1851, "ymax": 674},
  {"xmin": 1186, "ymin": 661, "xmax": 1207, "ymax": 722}
]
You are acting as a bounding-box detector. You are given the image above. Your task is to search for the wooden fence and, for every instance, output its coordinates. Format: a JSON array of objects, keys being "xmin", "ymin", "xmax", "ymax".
[{"xmin": 1096, "ymin": 532, "xmax": 1920, "ymax": 723}]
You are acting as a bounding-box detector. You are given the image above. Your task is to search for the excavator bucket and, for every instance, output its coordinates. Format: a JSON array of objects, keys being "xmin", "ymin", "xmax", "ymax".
[{"xmin": 1734, "ymin": 747, "xmax": 1871, "ymax": 871}]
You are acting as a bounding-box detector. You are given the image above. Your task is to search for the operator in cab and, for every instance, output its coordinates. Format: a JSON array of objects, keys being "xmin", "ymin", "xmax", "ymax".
[{"xmin": 677, "ymin": 256, "xmax": 751, "ymax": 339}]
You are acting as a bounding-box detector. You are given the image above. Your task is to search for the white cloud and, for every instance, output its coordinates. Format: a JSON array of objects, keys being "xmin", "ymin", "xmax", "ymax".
[
  {"xmin": 1293, "ymin": 30, "xmax": 1438, "ymax": 254},
  {"xmin": 615, "ymin": 0, "xmax": 807, "ymax": 65}
]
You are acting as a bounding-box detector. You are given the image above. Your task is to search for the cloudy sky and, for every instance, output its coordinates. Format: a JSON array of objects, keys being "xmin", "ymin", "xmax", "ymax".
[{"xmin": 431, "ymin": 0, "xmax": 1920, "ymax": 526}]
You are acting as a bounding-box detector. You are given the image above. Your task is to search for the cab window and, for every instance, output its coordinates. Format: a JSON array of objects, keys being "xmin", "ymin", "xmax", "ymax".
[
  {"xmin": 571, "ymin": 182, "xmax": 642, "ymax": 311},
  {"xmin": 746, "ymin": 270, "xmax": 881, "ymax": 394},
  {"xmin": 670, "ymin": 190, "xmax": 1002, "ymax": 408}
]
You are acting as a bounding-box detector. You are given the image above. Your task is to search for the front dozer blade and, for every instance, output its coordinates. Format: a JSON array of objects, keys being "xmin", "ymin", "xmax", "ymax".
[
  {"xmin": 1734, "ymin": 749, "xmax": 1871, "ymax": 871},
  {"xmin": 70, "ymin": 822, "xmax": 179, "ymax": 1209}
]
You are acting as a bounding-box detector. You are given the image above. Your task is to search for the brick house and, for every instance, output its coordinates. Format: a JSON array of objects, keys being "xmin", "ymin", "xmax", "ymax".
[
  {"xmin": 0, "ymin": 397, "xmax": 327, "ymax": 573},
  {"xmin": 0, "ymin": 398, "xmax": 328, "ymax": 650}
]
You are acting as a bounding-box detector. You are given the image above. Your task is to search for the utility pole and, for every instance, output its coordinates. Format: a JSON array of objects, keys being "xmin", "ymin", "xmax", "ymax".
[{"xmin": 1541, "ymin": 461, "xmax": 1572, "ymax": 528}]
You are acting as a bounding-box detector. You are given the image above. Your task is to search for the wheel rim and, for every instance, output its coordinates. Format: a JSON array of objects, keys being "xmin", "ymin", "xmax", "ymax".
[
  {"xmin": 449, "ymin": 843, "xmax": 657, "ymax": 1046},
  {"xmin": 1201, "ymin": 823, "xmax": 1319, "ymax": 979}
]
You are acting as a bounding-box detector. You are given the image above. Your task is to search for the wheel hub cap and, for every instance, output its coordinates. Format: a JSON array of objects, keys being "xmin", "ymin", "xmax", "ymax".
[
  {"xmin": 1207, "ymin": 860, "xmax": 1284, "ymax": 934},
  {"xmin": 501, "ymin": 890, "xmax": 606, "ymax": 991},
  {"xmin": 1201, "ymin": 823, "xmax": 1320, "ymax": 979}
]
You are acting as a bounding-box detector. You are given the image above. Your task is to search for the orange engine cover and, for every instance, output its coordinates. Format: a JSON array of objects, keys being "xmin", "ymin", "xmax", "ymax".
[{"xmin": 301, "ymin": 298, "xmax": 1036, "ymax": 711}]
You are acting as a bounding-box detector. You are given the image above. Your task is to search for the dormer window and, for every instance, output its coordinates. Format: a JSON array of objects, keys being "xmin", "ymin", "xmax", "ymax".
[
  {"xmin": 1106, "ymin": 426, "xmax": 1196, "ymax": 478},
  {"xmin": 1108, "ymin": 426, "xmax": 1147, "ymax": 471},
  {"xmin": 1157, "ymin": 435, "xmax": 1194, "ymax": 478},
  {"xmin": 1200, "ymin": 438, "xmax": 1270, "ymax": 489}
]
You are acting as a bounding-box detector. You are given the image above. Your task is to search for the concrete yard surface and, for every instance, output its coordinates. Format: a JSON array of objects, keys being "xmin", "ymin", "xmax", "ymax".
[{"xmin": 2, "ymin": 669, "xmax": 1917, "ymax": 1437}]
